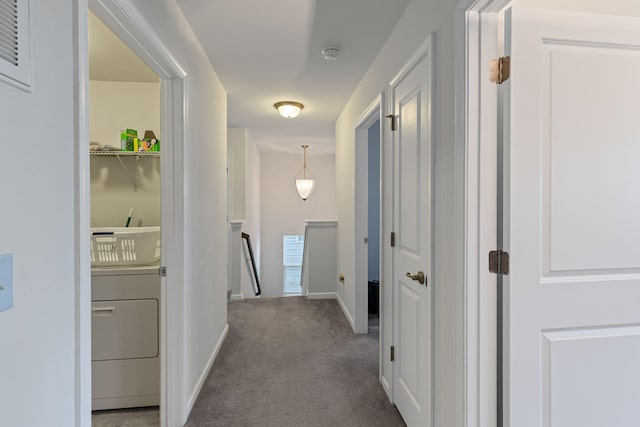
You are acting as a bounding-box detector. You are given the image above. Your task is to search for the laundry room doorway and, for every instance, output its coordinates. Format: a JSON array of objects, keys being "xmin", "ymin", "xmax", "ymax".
[
  {"xmin": 75, "ymin": 1, "xmax": 188, "ymax": 426},
  {"xmin": 88, "ymin": 9, "xmax": 163, "ymax": 425}
]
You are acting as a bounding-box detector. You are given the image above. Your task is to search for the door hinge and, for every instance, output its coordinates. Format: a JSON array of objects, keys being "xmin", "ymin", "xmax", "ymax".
[
  {"xmin": 390, "ymin": 346, "xmax": 395, "ymax": 362},
  {"xmin": 490, "ymin": 56, "xmax": 511, "ymax": 84},
  {"xmin": 364, "ymin": 237, "xmax": 368, "ymax": 244},
  {"xmin": 385, "ymin": 114, "xmax": 397, "ymax": 131},
  {"xmin": 390, "ymin": 232, "xmax": 396, "ymax": 247},
  {"xmin": 159, "ymin": 266, "xmax": 167, "ymax": 277},
  {"xmin": 489, "ymin": 250, "xmax": 509, "ymax": 275}
]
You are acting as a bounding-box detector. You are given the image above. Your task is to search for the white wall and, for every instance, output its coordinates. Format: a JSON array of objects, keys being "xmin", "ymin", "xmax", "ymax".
[
  {"xmin": 242, "ymin": 132, "xmax": 261, "ymax": 297},
  {"xmin": 228, "ymin": 128, "xmax": 246, "ymax": 220},
  {"xmin": 260, "ymin": 152, "xmax": 337, "ymax": 298},
  {"xmin": 0, "ymin": 1, "xmax": 77, "ymax": 425},
  {"xmin": 90, "ymin": 81, "xmax": 161, "ymax": 227},
  {"xmin": 89, "ymin": 80, "xmax": 161, "ymax": 148},
  {"xmin": 304, "ymin": 221, "xmax": 338, "ymax": 298},
  {"xmin": 0, "ymin": 1, "xmax": 229, "ymax": 423},
  {"xmin": 335, "ymin": 0, "xmax": 461, "ymax": 425},
  {"xmin": 227, "ymin": 128, "xmax": 261, "ymax": 298},
  {"xmin": 90, "ymin": 155, "xmax": 161, "ymax": 227},
  {"xmin": 108, "ymin": 0, "xmax": 230, "ymax": 421}
]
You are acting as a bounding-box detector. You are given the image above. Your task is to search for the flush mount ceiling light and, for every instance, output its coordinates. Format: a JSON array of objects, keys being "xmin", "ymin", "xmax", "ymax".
[
  {"xmin": 295, "ymin": 145, "xmax": 315, "ymax": 201},
  {"xmin": 274, "ymin": 101, "xmax": 304, "ymax": 118},
  {"xmin": 322, "ymin": 47, "xmax": 340, "ymax": 61}
]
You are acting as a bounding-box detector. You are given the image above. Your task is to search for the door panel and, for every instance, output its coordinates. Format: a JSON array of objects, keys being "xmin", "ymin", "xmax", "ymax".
[
  {"xmin": 504, "ymin": 7, "xmax": 640, "ymax": 426},
  {"xmin": 392, "ymin": 37, "xmax": 433, "ymax": 427},
  {"xmin": 398, "ymin": 281, "xmax": 420, "ymax": 401},
  {"xmin": 542, "ymin": 41, "xmax": 640, "ymax": 274},
  {"xmin": 398, "ymin": 93, "xmax": 421, "ymax": 255},
  {"xmin": 541, "ymin": 326, "xmax": 640, "ymax": 427}
]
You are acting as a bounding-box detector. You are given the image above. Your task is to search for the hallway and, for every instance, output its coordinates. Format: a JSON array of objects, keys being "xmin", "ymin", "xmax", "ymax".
[{"xmin": 185, "ymin": 298, "xmax": 404, "ymax": 426}]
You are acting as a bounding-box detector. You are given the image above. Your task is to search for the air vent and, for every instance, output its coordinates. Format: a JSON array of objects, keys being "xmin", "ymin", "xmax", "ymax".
[
  {"xmin": 0, "ymin": 0, "xmax": 30, "ymax": 89},
  {"xmin": 0, "ymin": 0, "xmax": 19, "ymax": 66}
]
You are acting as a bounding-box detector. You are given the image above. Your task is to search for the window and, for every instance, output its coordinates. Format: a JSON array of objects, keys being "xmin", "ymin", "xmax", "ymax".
[{"xmin": 283, "ymin": 234, "xmax": 304, "ymax": 295}]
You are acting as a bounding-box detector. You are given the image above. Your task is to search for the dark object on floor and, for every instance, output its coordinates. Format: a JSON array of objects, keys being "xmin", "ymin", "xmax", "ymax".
[
  {"xmin": 241, "ymin": 232, "xmax": 261, "ymax": 296},
  {"xmin": 368, "ymin": 280, "xmax": 380, "ymax": 314},
  {"xmin": 186, "ymin": 297, "xmax": 404, "ymax": 427}
]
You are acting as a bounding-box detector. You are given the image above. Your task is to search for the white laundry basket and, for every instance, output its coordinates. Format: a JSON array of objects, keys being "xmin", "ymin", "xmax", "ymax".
[{"xmin": 91, "ymin": 227, "xmax": 161, "ymax": 267}]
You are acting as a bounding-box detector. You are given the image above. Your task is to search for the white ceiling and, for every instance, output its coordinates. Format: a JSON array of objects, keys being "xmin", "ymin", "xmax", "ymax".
[{"xmin": 178, "ymin": 0, "xmax": 410, "ymax": 153}]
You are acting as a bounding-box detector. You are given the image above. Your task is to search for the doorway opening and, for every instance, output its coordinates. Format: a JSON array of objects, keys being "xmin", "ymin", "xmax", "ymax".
[
  {"xmin": 355, "ymin": 98, "xmax": 383, "ymax": 336},
  {"xmin": 354, "ymin": 94, "xmax": 385, "ymax": 400},
  {"xmin": 365, "ymin": 120, "xmax": 381, "ymax": 331},
  {"xmin": 354, "ymin": 94, "xmax": 389, "ymax": 401},
  {"xmin": 88, "ymin": 10, "xmax": 162, "ymax": 425},
  {"xmin": 76, "ymin": 1, "xmax": 188, "ymax": 426}
]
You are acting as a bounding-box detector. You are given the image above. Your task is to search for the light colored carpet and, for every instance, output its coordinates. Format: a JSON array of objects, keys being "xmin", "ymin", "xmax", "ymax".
[
  {"xmin": 92, "ymin": 407, "xmax": 159, "ymax": 427},
  {"xmin": 185, "ymin": 297, "xmax": 405, "ymax": 427}
]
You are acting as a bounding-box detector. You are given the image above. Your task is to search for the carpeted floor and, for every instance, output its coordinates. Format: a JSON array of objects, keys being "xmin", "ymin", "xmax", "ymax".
[
  {"xmin": 186, "ymin": 297, "xmax": 405, "ymax": 427},
  {"xmin": 91, "ymin": 297, "xmax": 402, "ymax": 427},
  {"xmin": 92, "ymin": 406, "xmax": 159, "ymax": 426}
]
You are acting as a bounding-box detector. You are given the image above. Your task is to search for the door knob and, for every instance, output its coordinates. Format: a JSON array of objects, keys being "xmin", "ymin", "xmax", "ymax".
[{"xmin": 405, "ymin": 271, "xmax": 426, "ymax": 285}]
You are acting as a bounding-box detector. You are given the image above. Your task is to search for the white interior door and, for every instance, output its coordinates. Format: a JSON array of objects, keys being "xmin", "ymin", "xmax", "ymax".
[
  {"xmin": 391, "ymin": 38, "xmax": 433, "ymax": 427},
  {"xmin": 503, "ymin": 7, "xmax": 640, "ymax": 426}
]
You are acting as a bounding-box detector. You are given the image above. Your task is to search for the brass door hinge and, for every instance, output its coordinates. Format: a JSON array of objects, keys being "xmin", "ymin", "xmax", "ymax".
[
  {"xmin": 489, "ymin": 250, "xmax": 509, "ymax": 275},
  {"xmin": 385, "ymin": 114, "xmax": 397, "ymax": 131},
  {"xmin": 490, "ymin": 56, "xmax": 511, "ymax": 84},
  {"xmin": 390, "ymin": 232, "xmax": 396, "ymax": 247},
  {"xmin": 390, "ymin": 346, "xmax": 395, "ymax": 362}
]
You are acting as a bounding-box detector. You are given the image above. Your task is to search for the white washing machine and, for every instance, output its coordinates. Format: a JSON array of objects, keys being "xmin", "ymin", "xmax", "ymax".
[{"xmin": 91, "ymin": 265, "xmax": 160, "ymax": 410}]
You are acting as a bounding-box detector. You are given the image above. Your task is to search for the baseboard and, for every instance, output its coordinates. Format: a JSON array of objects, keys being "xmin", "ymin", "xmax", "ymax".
[
  {"xmin": 381, "ymin": 375, "xmax": 393, "ymax": 403},
  {"xmin": 230, "ymin": 293, "xmax": 243, "ymax": 301},
  {"xmin": 307, "ymin": 292, "xmax": 337, "ymax": 300},
  {"xmin": 336, "ymin": 292, "xmax": 356, "ymax": 332},
  {"xmin": 186, "ymin": 323, "xmax": 229, "ymax": 415}
]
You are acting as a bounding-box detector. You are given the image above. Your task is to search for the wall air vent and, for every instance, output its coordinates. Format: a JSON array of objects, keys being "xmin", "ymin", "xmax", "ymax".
[
  {"xmin": 0, "ymin": 0, "xmax": 19, "ymax": 65},
  {"xmin": 0, "ymin": 0, "xmax": 31, "ymax": 90}
]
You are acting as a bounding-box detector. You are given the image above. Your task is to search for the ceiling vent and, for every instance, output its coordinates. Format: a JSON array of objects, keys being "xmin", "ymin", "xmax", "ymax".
[{"xmin": 0, "ymin": 0, "xmax": 31, "ymax": 90}]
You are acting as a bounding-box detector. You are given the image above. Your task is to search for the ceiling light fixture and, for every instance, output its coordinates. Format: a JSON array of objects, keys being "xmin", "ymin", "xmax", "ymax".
[
  {"xmin": 322, "ymin": 47, "xmax": 340, "ymax": 61},
  {"xmin": 274, "ymin": 101, "xmax": 304, "ymax": 118},
  {"xmin": 295, "ymin": 145, "xmax": 315, "ymax": 201}
]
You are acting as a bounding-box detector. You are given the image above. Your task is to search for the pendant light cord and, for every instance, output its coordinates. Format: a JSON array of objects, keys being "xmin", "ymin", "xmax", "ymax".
[{"xmin": 302, "ymin": 144, "xmax": 308, "ymax": 179}]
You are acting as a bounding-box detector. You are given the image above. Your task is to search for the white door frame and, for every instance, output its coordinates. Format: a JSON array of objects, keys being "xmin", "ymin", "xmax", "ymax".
[
  {"xmin": 457, "ymin": 1, "xmax": 510, "ymax": 426},
  {"xmin": 354, "ymin": 94, "xmax": 392, "ymax": 399},
  {"xmin": 74, "ymin": 1, "xmax": 188, "ymax": 425},
  {"xmin": 354, "ymin": 94, "xmax": 384, "ymax": 334}
]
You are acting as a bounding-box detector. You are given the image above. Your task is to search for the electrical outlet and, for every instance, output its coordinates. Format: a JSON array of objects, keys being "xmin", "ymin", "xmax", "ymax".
[{"xmin": 0, "ymin": 253, "xmax": 14, "ymax": 312}]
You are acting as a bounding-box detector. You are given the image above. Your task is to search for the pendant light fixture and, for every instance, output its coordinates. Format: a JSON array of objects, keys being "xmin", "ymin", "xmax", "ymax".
[
  {"xmin": 295, "ymin": 145, "xmax": 315, "ymax": 201},
  {"xmin": 274, "ymin": 101, "xmax": 304, "ymax": 118}
]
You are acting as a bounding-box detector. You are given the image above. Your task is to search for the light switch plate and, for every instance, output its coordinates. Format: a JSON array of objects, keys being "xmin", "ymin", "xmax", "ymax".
[{"xmin": 0, "ymin": 253, "xmax": 14, "ymax": 312}]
